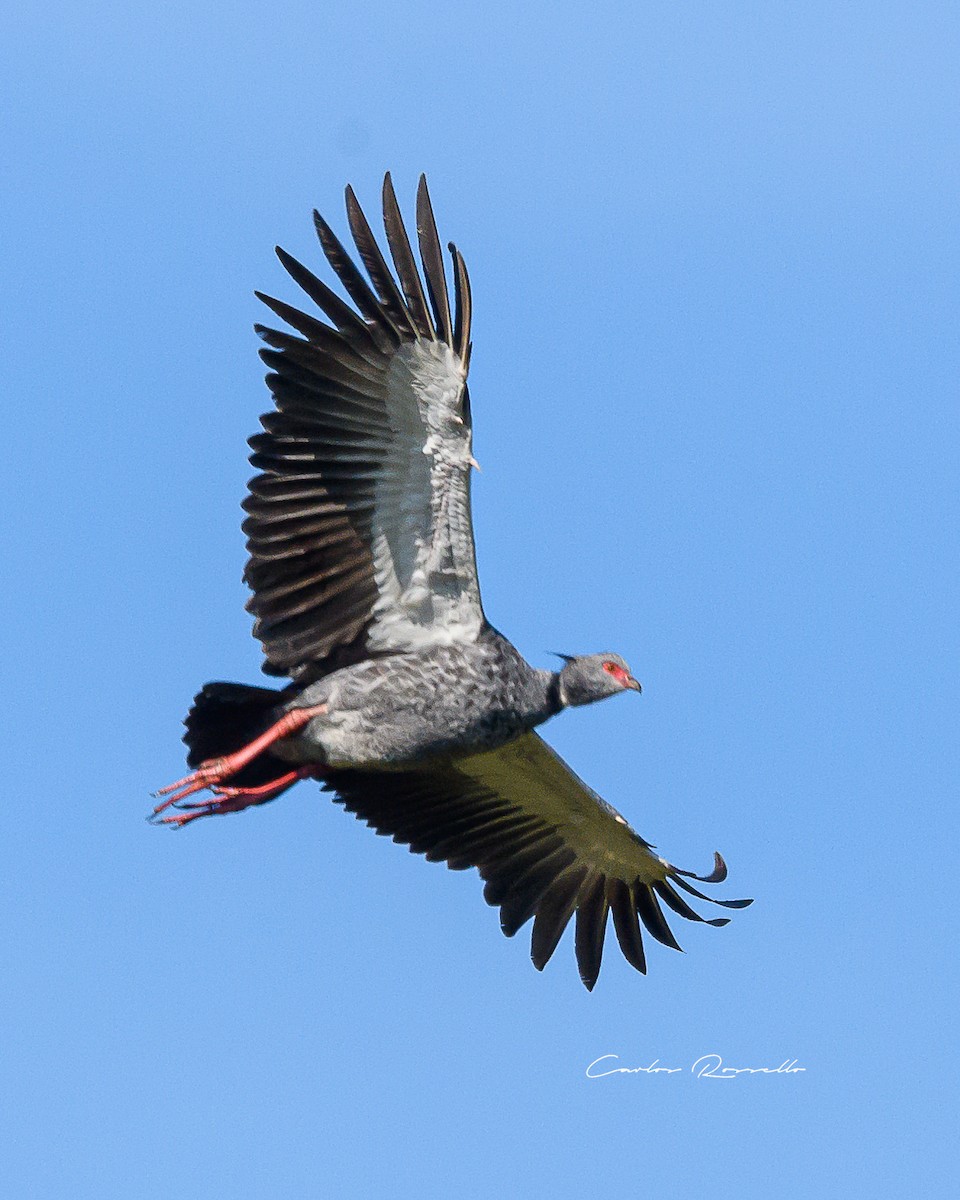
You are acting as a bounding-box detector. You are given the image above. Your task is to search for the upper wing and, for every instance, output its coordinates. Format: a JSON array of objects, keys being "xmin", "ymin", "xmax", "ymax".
[
  {"xmin": 243, "ymin": 174, "xmax": 483, "ymax": 678},
  {"xmin": 323, "ymin": 732, "xmax": 752, "ymax": 990}
]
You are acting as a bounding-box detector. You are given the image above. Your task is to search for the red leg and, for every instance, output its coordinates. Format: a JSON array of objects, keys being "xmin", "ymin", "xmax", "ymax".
[
  {"xmin": 152, "ymin": 703, "xmax": 327, "ymax": 816},
  {"xmin": 154, "ymin": 767, "xmax": 319, "ymax": 828}
]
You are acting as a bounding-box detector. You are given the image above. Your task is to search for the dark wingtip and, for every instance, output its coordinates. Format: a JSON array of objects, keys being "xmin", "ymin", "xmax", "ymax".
[
  {"xmin": 676, "ymin": 851, "xmax": 728, "ymax": 884},
  {"xmin": 659, "ymin": 847, "xmax": 752, "ymax": 918},
  {"xmin": 635, "ymin": 885, "xmax": 683, "ymax": 951},
  {"xmin": 274, "ymin": 246, "xmax": 300, "ymax": 275},
  {"xmin": 711, "ymin": 851, "xmax": 728, "ymax": 881},
  {"xmin": 670, "ymin": 872, "xmax": 753, "ymax": 909}
]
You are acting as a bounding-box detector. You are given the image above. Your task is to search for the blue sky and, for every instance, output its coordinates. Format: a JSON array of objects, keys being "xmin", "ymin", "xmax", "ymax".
[{"xmin": 2, "ymin": 1, "xmax": 957, "ymax": 1196}]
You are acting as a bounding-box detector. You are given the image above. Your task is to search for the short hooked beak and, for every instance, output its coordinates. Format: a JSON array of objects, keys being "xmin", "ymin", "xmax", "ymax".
[{"xmin": 625, "ymin": 675, "xmax": 642, "ymax": 693}]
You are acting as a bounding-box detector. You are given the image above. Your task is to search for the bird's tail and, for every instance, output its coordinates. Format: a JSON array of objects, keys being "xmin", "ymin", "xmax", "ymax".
[{"xmin": 183, "ymin": 681, "xmax": 290, "ymax": 785}]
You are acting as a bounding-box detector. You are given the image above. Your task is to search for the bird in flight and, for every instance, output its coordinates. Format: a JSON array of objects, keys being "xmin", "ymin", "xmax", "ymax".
[{"xmin": 153, "ymin": 175, "xmax": 751, "ymax": 989}]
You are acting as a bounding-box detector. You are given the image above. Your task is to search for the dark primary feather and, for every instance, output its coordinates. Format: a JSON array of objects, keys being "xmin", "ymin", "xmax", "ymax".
[
  {"xmin": 416, "ymin": 174, "xmax": 453, "ymax": 345},
  {"xmin": 449, "ymin": 242, "xmax": 473, "ymax": 367},
  {"xmin": 311, "ymin": 208, "xmax": 399, "ymax": 339},
  {"xmin": 324, "ymin": 732, "xmax": 751, "ymax": 991},
  {"xmin": 381, "ymin": 172, "xmax": 435, "ymax": 338},
  {"xmin": 345, "ymin": 185, "xmax": 417, "ymax": 337},
  {"xmin": 273, "ymin": 247, "xmax": 374, "ymax": 346}
]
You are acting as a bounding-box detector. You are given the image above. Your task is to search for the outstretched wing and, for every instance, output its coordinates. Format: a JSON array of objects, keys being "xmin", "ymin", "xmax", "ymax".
[
  {"xmin": 323, "ymin": 732, "xmax": 752, "ymax": 990},
  {"xmin": 244, "ymin": 174, "xmax": 483, "ymax": 678}
]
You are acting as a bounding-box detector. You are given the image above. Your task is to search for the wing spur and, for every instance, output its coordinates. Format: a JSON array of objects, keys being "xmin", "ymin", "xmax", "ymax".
[
  {"xmin": 244, "ymin": 174, "xmax": 482, "ymax": 678},
  {"xmin": 324, "ymin": 732, "xmax": 752, "ymax": 990}
]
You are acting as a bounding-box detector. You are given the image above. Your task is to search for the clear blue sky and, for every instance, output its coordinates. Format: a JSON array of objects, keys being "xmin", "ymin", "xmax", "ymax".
[{"xmin": 3, "ymin": 2, "xmax": 957, "ymax": 1196}]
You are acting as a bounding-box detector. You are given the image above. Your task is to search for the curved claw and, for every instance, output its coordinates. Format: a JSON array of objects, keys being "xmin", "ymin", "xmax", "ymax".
[{"xmin": 151, "ymin": 759, "xmax": 231, "ymax": 814}]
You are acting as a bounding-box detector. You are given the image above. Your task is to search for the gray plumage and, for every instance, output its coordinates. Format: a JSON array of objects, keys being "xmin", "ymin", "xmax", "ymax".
[
  {"xmin": 160, "ymin": 174, "xmax": 751, "ymax": 990},
  {"xmin": 275, "ymin": 629, "xmax": 559, "ymax": 768}
]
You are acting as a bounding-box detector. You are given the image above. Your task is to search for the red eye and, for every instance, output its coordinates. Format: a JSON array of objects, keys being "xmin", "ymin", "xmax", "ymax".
[{"xmin": 603, "ymin": 661, "xmax": 631, "ymax": 686}]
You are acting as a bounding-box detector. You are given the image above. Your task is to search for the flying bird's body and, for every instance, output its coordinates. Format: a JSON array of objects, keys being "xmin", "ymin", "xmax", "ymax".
[
  {"xmin": 274, "ymin": 632, "xmax": 559, "ymax": 769},
  {"xmin": 154, "ymin": 175, "xmax": 750, "ymax": 988}
]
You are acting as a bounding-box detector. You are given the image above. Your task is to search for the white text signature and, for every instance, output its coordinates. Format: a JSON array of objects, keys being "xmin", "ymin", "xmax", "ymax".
[{"xmin": 586, "ymin": 1054, "xmax": 806, "ymax": 1079}]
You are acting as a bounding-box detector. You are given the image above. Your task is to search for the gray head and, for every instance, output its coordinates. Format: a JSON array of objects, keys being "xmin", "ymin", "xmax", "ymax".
[{"xmin": 555, "ymin": 652, "xmax": 641, "ymax": 708}]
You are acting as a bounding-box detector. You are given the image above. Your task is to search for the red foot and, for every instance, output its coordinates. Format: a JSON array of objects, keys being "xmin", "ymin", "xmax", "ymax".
[
  {"xmin": 152, "ymin": 702, "xmax": 327, "ymax": 819},
  {"xmin": 155, "ymin": 768, "xmax": 318, "ymax": 828}
]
